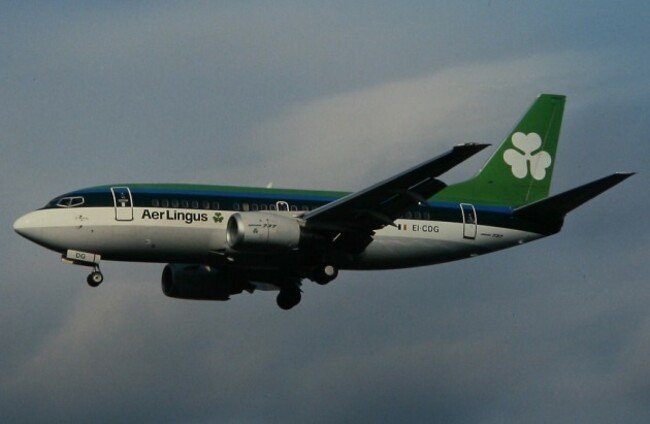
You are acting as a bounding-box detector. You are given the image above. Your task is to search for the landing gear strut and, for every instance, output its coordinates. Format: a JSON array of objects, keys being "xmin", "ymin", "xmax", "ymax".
[{"xmin": 276, "ymin": 287, "xmax": 302, "ymax": 310}]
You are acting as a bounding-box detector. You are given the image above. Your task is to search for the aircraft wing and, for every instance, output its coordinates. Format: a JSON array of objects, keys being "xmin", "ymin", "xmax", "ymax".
[{"xmin": 303, "ymin": 143, "xmax": 489, "ymax": 234}]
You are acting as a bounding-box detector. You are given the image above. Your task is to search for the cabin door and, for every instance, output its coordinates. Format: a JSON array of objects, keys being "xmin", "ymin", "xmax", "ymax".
[
  {"xmin": 111, "ymin": 187, "xmax": 134, "ymax": 221},
  {"xmin": 460, "ymin": 203, "xmax": 477, "ymax": 239}
]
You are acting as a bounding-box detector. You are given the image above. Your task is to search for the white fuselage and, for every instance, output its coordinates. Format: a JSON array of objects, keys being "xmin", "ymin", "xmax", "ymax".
[{"xmin": 14, "ymin": 205, "xmax": 543, "ymax": 270}]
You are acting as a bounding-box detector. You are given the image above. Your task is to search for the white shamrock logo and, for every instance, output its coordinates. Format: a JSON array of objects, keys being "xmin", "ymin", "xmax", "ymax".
[{"xmin": 503, "ymin": 132, "xmax": 552, "ymax": 180}]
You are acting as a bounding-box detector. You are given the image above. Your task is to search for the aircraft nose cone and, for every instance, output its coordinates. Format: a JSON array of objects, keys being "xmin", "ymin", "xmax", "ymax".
[{"xmin": 13, "ymin": 212, "xmax": 42, "ymax": 242}]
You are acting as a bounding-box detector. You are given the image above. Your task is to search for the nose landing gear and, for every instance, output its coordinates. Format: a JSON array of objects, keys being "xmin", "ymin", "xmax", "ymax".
[{"xmin": 62, "ymin": 249, "xmax": 105, "ymax": 288}]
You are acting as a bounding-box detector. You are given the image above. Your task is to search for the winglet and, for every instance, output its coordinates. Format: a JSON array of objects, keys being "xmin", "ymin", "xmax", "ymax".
[{"xmin": 514, "ymin": 172, "xmax": 634, "ymax": 219}]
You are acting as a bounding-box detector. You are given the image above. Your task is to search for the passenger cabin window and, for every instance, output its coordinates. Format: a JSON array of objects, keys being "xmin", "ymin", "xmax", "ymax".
[
  {"xmin": 56, "ymin": 197, "xmax": 85, "ymax": 208},
  {"xmin": 276, "ymin": 201, "xmax": 289, "ymax": 212}
]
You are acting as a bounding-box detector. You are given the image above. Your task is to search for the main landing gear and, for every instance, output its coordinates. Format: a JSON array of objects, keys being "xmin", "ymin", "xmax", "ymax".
[
  {"xmin": 312, "ymin": 264, "xmax": 338, "ymax": 285},
  {"xmin": 276, "ymin": 286, "xmax": 302, "ymax": 310},
  {"xmin": 275, "ymin": 265, "xmax": 339, "ymax": 310}
]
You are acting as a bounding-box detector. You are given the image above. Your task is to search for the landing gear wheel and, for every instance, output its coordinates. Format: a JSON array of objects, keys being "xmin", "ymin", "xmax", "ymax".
[
  {"xmin": 87, "ymin": 271, "xmax": 104, "ymax": 287},
  {"xmin": 313, "ymin": 265, "xmax": 338, "ymax": 285},
  {"xmin": 276, "ymin": 287, "xmax": 301, "ymax": 310}
]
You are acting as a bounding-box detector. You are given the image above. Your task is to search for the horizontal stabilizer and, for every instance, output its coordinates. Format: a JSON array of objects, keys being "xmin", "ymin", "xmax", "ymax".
[{"xmin": 514, "ymin": 172, "xmax": 634, "ymax": 219}]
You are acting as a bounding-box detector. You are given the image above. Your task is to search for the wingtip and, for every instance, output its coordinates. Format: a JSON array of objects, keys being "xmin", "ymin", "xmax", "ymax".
[
  {"xmin": 454, "ymin": 142, "xmax": 491, "ymax": 150},
  {"xmin": 612, "ymin": 171, "xmax": 636, "ymax": 181},
  {"xmin": 448, "ymin": 143, "xmax": 491, "ymax": 161}
]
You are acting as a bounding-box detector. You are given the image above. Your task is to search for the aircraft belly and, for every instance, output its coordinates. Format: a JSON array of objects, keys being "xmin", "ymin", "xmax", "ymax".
[
  {"xmin": 341, "ymin": 223, "xmax": 542, "ymax": 270},
  {"xmin": 348, "ymin": 237, "xmax": 470, "ymax": 269},
  {"xmin": 100, "ymin": 225, "xmax": 225, "ymax": 263}
]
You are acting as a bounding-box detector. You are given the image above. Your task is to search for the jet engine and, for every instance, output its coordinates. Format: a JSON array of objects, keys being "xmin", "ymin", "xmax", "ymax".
[
  {"xmin": 226, "ymin": 212, "xmax": 302, "ymax": 251},
  {"xmin": 161, "ymin": 264, "xmax": 250, "ymax": 300}
]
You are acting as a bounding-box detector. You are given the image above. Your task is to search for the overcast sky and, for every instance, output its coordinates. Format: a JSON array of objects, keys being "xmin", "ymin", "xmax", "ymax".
[{"xmin": 2, "ymin": 1, "xmax": 649, "ymax": 422}]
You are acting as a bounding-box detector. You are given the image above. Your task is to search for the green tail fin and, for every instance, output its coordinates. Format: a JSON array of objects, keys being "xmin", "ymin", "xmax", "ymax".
[{"xmin": 436, "ymin": 94, "xmax": 566, "ymax": 207}]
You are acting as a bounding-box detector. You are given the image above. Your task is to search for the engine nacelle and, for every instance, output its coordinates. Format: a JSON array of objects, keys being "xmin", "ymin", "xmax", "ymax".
[
  {"xmin": 161, "ymin": 264, "xmax": 249, "ymax": 301},
  {"xmin": 226, "ymin": 212, "xmax": 302, "ymax": 251}
]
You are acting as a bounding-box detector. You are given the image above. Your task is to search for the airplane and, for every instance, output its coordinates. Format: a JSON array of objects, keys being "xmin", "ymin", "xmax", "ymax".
[{"xmin": 14, "ymin": 94, "xmax": 633, "ymax": 310}]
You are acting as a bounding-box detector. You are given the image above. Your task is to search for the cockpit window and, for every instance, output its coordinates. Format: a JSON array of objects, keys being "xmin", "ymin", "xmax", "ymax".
[{"xmin": 56, "ymin": 196, "xmax": 85, "ymax": 208}]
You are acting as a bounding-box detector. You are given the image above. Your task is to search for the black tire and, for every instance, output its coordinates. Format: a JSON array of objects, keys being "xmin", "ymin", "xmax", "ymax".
[
  {"xmin": 313, "ymin": 265, "xmax": 338, "ymax": 285},
  {"xmin": 87, "ymin": 271, "xmax": 103, "ymax": 287},
  {"xmin": 276, "ymin": 287, "xmax": 301, "ymax": 310}
]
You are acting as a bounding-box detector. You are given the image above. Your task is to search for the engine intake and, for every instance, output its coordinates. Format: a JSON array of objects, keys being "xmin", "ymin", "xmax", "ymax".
[{"xmin": 226, "ymin": 212, "xmax": 302, "ymax": 251}]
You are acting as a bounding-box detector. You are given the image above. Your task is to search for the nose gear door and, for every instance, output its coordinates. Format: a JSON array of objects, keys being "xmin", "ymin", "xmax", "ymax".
[{"xmin": 111, "ymin": 187, "xmax": 134, "ymax": 221}]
